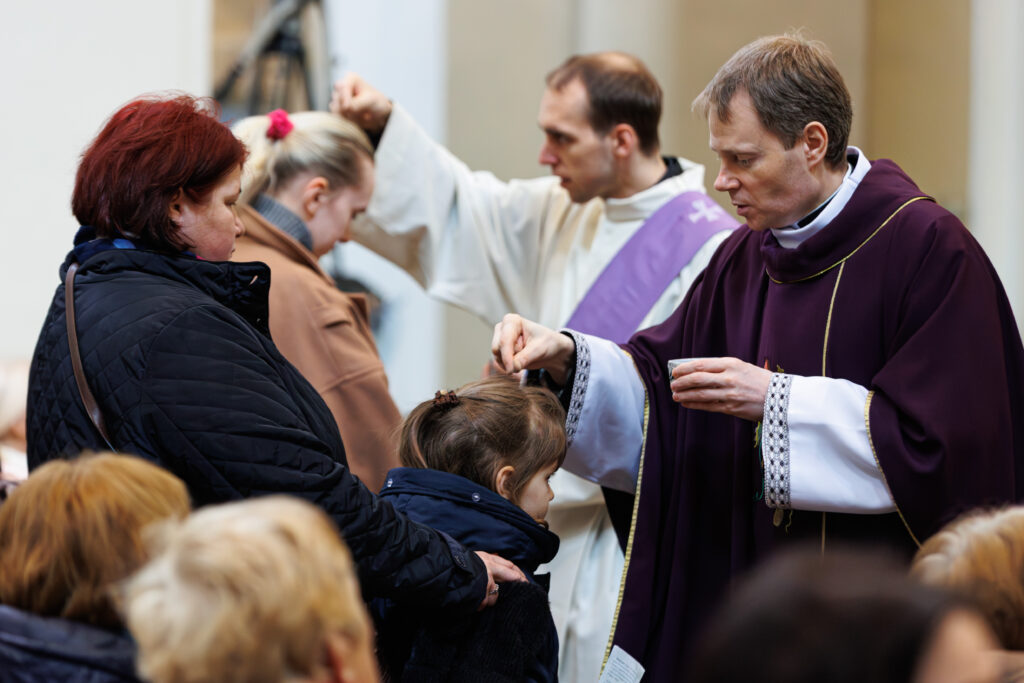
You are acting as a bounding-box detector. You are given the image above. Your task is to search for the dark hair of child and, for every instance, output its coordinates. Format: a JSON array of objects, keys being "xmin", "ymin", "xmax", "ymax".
[{"xmin": 397, "ymin": 375, "xmax": 566, "ymax": 506}]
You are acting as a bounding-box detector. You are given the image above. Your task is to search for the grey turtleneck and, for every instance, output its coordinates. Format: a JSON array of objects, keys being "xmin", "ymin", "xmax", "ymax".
[{"xmin": 251, "ymin": 194, "xmax": 314, "ymax": 251}]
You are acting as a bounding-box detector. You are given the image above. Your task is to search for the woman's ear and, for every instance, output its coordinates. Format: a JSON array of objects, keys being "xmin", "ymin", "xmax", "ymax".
[
  {"xmin": 167, "ymin": 189, "xmax": 185, "ymax": 224},
  {"xmin": 494, "ymin": 465, "xmax": 516, "ymax": 500},
  {"xmin": 302, "ymin": 176, "xmax": 330, "ymax": 220}
]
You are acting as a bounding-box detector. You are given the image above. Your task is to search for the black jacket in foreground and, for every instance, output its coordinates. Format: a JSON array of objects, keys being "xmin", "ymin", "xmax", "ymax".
[
  {"xmin": 26, "ymin": 239, "xmax": 485, "ymax": 612},
  {"xmin": 0, "ymin": 605, "xmax": 140, "ymax": 683}
]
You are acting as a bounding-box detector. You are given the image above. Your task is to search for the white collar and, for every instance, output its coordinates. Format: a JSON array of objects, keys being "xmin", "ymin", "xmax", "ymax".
[{"xmin": 771, "ymin": 147, "xmax": 870, "ymax": 249}]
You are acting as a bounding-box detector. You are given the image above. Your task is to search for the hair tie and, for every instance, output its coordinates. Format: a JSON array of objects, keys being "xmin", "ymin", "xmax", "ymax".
[
  {"xmin": 266, "ymin": 109, "xmax": 294, "ymax": 140},
  {"xmin": 433, "ymin": 390, "xmax": 460, "ymax": 409}
]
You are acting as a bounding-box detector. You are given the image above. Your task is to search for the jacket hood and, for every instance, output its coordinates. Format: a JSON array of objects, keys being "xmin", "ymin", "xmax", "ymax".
[{"xmin": 380, "ymin": 467, "xmax": 559, "ymax": 576}]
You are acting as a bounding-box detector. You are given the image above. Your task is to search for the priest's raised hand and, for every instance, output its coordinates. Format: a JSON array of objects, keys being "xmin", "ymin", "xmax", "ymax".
[{"xmin": 490, "ymin": 313, "xmax": 574, "ymax": 384}]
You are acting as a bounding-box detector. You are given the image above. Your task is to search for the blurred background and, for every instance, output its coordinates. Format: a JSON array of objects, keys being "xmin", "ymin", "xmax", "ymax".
[{"xmin": 1, "ymin": 0, "xmax": 1020, "ymax": 412}]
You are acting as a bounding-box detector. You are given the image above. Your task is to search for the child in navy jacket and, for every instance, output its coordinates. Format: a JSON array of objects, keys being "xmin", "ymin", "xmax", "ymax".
[{"xmin": 374, "ymin": 375, "xmax": 565, "ymax": 682}]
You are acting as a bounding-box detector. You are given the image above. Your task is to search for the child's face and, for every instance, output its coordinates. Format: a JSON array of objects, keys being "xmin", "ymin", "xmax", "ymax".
[{"xmin": 517, "ymin": 463, "xmax": 559, "ymax": 524}]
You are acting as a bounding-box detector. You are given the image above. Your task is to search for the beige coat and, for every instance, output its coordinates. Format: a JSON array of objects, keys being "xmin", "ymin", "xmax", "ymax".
[{"xmin": 234, "ymin": 206, "xmax": 400, "ymax": 491}]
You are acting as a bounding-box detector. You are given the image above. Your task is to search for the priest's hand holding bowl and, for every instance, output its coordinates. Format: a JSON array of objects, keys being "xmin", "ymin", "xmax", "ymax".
[
  {"xmin": 490, "ymin": 314, "xmax": 574, "ymax": 385},
  {"xmin": 669, "ymin": 358, "xmax": 772, "ymax": 422}
]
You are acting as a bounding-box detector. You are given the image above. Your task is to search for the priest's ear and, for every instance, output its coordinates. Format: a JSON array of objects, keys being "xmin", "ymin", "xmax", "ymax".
[
  {"xmin": 801, "ymin": 121, "xmax": 829, "ymax": 170},
  {"xmin": 495, "ymin": 465, "xmax": 516, "ymax": 501},
  {"xmin": 609, "ymin": 123, "xmax": 640, "ymax": 159}
]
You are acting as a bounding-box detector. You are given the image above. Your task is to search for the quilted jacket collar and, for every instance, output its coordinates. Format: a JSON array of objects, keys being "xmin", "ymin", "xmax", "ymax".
[
  {"xmin": 61, "ymin": 239, "xmax": 273, "ymax": 336},
  {"xmin": 380, "ymin": 467, "xmax": 559, "ymax": 578}
]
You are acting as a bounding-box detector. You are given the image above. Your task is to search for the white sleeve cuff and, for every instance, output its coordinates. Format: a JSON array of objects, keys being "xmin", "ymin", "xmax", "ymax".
[
  {"xmin": 562, "ymin": 331, "xmax": 645, "ymax": 493},
  {"xmin": 762, "ymin": 374, "xmax": 896, "ymax": 513}
]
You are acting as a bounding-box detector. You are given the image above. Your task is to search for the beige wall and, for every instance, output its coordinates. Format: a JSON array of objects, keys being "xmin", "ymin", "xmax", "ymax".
[
  {"xmin": 443, "ymin": 0, "xmax": 574, "ymax": 383},
  {"xmin": 446, "ymin": 0, "xmax": 575, "ymax": 181},
  {"xmin": 675, "ymin": 1, "xmax": 870, "ymax": 201},
  {"xmin": 866, "ymin": 0, "xmax": 969, "ymax": 216}
]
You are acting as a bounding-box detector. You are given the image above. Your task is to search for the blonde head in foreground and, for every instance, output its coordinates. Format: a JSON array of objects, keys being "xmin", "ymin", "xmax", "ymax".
[
  {"xmin": 122, "ymin": 495, "xmax": 379, "ymax": 683},
  {"xmin": 912, "ymin": 506, "xmax": 1024, "ymax": 650}
]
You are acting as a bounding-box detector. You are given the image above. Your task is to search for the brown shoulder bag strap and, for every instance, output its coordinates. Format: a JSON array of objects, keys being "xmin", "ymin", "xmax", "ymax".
[{"xmin": 64, "ymin": 262, "xmax": 116, "ymax": 452}]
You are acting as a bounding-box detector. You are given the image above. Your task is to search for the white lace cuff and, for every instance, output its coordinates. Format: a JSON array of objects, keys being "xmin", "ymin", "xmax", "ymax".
[
  {"xmin": 763, "ymin": 373, "xmax": 793, "ymax": 508},
  {"xmin": 562, "ymin": 330, "xmax": 590, "ymax": 449}
]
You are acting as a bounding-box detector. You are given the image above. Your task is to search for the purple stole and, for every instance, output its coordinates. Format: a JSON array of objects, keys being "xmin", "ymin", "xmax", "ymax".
[{"xmin": 565, "ymin": 192, "xmax": 739, "ymax": 342}]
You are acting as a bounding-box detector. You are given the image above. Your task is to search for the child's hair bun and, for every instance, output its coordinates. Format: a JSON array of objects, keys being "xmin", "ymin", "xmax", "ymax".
[{"xmin": 432, "ymin": 390, "xmax": 461, "ymax": 410}]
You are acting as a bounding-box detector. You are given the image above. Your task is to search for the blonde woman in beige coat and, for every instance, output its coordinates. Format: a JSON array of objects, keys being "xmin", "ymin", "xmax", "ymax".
[{"xmin": 232, "ymin": 110, "xmax": 400, "ymax": 491}]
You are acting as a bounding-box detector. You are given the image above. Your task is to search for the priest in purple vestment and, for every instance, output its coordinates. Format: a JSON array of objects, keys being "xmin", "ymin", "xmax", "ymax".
[{"xmin": 491, "ymin": 33, "xmax": 1024, "ymax": 682}]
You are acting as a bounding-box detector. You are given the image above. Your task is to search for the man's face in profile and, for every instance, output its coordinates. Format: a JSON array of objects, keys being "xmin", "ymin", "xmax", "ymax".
[
  {"xmin": 537, "ymin": 79, "xmax": 617, "ymax": 203},
  {"xmin": 708, "ymin": 89, "xmax": 818, "ymax": 232}
]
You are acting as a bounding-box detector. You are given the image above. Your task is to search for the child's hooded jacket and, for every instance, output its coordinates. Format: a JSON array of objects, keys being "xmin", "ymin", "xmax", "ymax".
[{"xmin": 375, "ymin": 467, "xmax": 560, "ymax": 682}]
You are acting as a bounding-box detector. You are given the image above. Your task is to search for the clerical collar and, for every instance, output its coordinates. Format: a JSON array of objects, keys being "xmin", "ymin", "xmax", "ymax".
[
  {"xmin": 770, "ymin": 147, "xmax": 871, "ymax": 249},
  {"xmin": 252, "ymin": 194, "xmax": 314, "ymax": 251},
  {"xmin": 658, "ymin": 156, "xmax": 683, "ymax": 184}
]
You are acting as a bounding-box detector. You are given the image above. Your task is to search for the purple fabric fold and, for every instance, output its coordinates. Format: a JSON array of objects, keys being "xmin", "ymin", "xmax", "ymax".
[{"xmin": 565, "ymin": 192, "xmax": 738, "ymax": 341}]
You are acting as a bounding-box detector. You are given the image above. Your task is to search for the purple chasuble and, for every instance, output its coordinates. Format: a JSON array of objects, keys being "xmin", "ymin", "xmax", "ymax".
[
  {"xmin": 566, "ymin": 192, "xmax": 738, "ymax": 342},
  {"xmin": 608, "ymin": 159, "xmax": 1024, "ymax": 680}
]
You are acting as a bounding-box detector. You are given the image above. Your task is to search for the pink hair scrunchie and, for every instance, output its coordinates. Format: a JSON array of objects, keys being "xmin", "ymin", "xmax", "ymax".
[{"xmin": 266, "ymin": 109, "xmax": 294, "ymax": 140}]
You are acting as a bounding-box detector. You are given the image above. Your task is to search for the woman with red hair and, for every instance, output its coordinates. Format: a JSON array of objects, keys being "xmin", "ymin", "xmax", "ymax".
[{"xmin": 25, "ymin": 94, "xmax": 518, "ymax": 623}]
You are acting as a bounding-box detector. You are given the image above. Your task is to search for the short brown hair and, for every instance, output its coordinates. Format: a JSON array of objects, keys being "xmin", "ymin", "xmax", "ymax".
[
  {"xmin": 692, "ymin": 33, "xmax": 852, "ymax": 168},
  {"xmin": 912, "ymin": 506, "xmax": 1024, "ymax": 649},
  {"xmin": 399, "ymin": 376, "xmax": 566, "ymax": 504},
  {"xmin": 0, "ymin": 452, "xmax": 190, "ymax": 629},
  {"xmin": 547, "ymin": 52, "xmax": 662, "ymax": 155}
]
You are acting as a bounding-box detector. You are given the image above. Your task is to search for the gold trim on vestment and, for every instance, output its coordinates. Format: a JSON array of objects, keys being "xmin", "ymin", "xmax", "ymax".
[
  {"xmin": 794, "ymin": 200, "xmax": 930, "ymax": 549},
  {"xmin": 767, "ymin": 196, "xmax": 931, "ymax": 285},
  {"xmin": 817, "ymin": 262, "xmax": 847, "ymax": 553},
  {"xmin": 864, "ymin": 390, "xmax": 922, "ymax": 547},
  {"xmin": 822, "ymin": 261, "xmax": 845, "ymax": 377},
  {"xmin": 602, "ymin": 355, "xmax": 650, "ymax": 674}
]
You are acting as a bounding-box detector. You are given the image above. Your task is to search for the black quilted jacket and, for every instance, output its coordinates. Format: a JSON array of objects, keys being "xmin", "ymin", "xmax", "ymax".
[
  {"xmin": 27, "ymin": 241, "xmax": 486, "ymax": 611},
  {"xmin": 0, "ymin": 605, "xmax": 140, "ymax": 683}
]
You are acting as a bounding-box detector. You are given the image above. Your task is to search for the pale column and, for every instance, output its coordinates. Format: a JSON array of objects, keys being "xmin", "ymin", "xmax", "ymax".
[
  {"xmin": 968, "ymin": 0, "xmax": 1024, "ymax": 325},
  {"xmin": 325, "ymin": 0, "xmax": 448, "ymax": 413}
]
